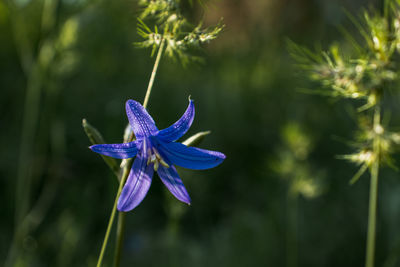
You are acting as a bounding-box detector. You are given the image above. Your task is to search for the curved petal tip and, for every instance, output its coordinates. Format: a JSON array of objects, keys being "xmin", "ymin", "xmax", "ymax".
[{"xmin": 157, "ymin": 165, "xmax": 191, "ymax": 205}]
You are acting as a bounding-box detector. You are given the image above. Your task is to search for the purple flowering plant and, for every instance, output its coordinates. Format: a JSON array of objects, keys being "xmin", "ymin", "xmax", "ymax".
[
  {"xmin": 83, "ymin": 1, "xmax": 225, "ymax": 266},
  {"xmin": 90, "ymin": 99, "xmax": 225, "ymax": 212}
]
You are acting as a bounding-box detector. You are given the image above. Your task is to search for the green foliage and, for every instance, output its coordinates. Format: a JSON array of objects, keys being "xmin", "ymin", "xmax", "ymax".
[
  {"xmin": 136, "ymin": 0, "xmax": 224, "ymax": 65},
  {"xmin": 5, "ymin": 0, "xmax": 400, "ymax": 266},
  {"xmin": 182, "ymin": 130, "xmax": 211, "ymax": 147},
  {"xmin": 340, "ymin": 113, "xmax": 400, "ymax": 184},
  {"xmin": 291, "ymin": 0, "xmax": 400, "ymax": 183},
  {"xmin": 291, "ymin": 5, "xmax": 400, "ymax": 265},
  {"xmin": 82, "ymin": 119, "xmax": 121, "ymax": 179}
]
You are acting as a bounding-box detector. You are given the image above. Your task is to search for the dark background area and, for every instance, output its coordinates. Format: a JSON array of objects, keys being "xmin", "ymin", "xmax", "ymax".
[{"xmin": 1, "ymin": 0, "xmax": 400, "ymax": 266}]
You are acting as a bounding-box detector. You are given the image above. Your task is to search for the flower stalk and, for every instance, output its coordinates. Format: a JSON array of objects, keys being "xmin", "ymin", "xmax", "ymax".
[
  {"xmin": 96, "ymin": 39, "xmax": 166, "ymax": 267},
  {"xmin": 111, "ymin": 38, "xmax": 166, "ymax": 267},
  {"xmin": 143, "ymin": 38, "xmax": 165, "ymax": 109},
  {"xmin": 113, "ymin": 212, "xmax": 126, "ymax": 267},
  {"xmin": 96, "ymin": 165, "xmax": 131, "ymax": 267}
]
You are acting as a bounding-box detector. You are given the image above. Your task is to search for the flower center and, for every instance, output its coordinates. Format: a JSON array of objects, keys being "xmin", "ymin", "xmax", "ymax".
[{"xmin": 147, "ymin": 147, "xmax": 169, "ymax": 171}]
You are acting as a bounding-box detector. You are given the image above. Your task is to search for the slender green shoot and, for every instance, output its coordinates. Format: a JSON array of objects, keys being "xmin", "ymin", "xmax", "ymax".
[
  {"xmin": 96, "ymin": 166, "xmax": 130, "ymax": 267},
  {"xmin": 143, "ymin": 38, "xmax": 165, "ymax": 109},
  {"xmin": 113, "ymin": 212, "xmax": 126, "ymax": 267},
  {"xmin": 365, "ymin": 106, "xmax": 381, "ymax": 267}
]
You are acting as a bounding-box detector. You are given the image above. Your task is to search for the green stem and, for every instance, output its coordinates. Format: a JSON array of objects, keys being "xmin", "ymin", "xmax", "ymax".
[
  {"xmin": 143, "ymin": 38, "xmax": 165, "ymax": 109},
  {"xmin": 365, "ymin": 106, "xmax": 381, "ymax": 267},
  {"xmin": 96, "ymin": 166, "xmax": 130, "ymax": 267},
  {"xmin": 113, "ymin": 212, "xmax": 126, "ymax": 267},
  {"xmin": 98, "ymin": 40, "xmax": 166, "ymax": 267}
]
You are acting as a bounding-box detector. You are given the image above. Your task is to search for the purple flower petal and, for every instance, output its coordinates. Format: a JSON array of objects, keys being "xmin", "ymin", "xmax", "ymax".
[
  {"xmin": 157, "ymin": 100, "xmax": 194, "ymax": 142},
  {"xmin": 117, "ymin": 152, "xmax": 154, "ymax": 212},
  {"xmin": 90, "ymin": 141, "xmax": 140, "ymax": 159},
  {"xmin": 157, "ymin": 165, "xmax": 191, "ymax": 205},
  {"xmin": 126, "ymin": 100, "xmax": 158, "ymax": 139},
  {"xmin": 156, "ymin": 140, "xmax": 226, "ymax": 170}
]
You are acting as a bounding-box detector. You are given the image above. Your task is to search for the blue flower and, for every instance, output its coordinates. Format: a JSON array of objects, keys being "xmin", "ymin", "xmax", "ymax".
[{"xmin": 90, "ymin": 99, "xmax": 226, "ymax": 212}]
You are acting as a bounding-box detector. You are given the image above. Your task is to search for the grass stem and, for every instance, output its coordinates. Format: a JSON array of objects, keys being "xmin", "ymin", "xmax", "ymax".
[{"xmin": 365, "ymin": 106, "xmax": 381, "ymax": 267}]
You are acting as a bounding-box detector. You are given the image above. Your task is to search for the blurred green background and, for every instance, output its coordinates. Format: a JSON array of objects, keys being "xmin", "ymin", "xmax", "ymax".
[{"xmin": 2, "ymin": 0, "xmax": 400, "ymax": 266}]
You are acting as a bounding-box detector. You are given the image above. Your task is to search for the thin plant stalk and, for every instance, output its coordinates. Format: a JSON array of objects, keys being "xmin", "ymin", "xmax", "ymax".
[
  {"xmin": 365, "ymin": 105, "xmax": 381, "ymax": 267},
  {"xmin": 113, "ymin": 212, "xmax": 126, "ymax": 267},
  {"xmin": 143, "ymin": 38, "xmax": 165, "ymax": 109},
  {"xmin": 96, "ymin": 39, "xmax": 165, "ymax": 267},
  {"xmin": 96, "ymin": 166, "xmax": 130, "ymax": 267}
]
